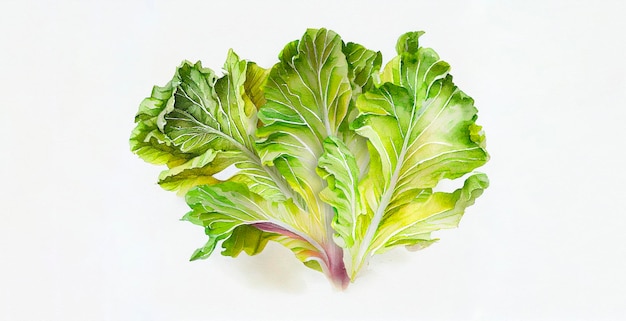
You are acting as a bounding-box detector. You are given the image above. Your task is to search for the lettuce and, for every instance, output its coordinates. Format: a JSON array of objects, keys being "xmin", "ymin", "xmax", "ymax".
[{"xmin": 130, "ymin": 28, "xmax": 489, "ymax": 289}]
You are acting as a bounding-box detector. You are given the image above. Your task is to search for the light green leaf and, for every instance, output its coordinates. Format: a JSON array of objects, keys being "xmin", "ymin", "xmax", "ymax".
[
  {"xmin": 317, "ymin": 136, "xmax": 363, "ymax": 249},
  {"xmin": 254, "ymin": 29, "xmax": 354, "ymax": 286},
  {"xmin": 256, "ymin": 28, "xmax": 352, "ymax": 215}
]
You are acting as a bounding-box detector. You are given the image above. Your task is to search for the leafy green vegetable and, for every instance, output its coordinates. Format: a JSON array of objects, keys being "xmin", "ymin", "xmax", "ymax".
[{"xmin": 130, "ymin": 28, "xmax": 489, "ymax": 288}]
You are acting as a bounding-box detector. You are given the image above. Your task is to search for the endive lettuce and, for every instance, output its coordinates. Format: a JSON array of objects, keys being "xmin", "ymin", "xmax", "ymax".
[{"xmin": 130, "ymin": 28, "xmax": 489, "ymax": 289}]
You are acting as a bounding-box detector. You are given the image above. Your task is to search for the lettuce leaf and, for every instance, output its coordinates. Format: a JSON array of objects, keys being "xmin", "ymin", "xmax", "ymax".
[
  {"xmin": 184, "ymin": 182, "xmax": 331, "ymax": 273},
  {"xmin": 324, "ymin": 32, "xmax": 490, "ymax": 278},
  {"xmin": 130, "ymin": 29, "xmax": 489, "ymax": 288}
]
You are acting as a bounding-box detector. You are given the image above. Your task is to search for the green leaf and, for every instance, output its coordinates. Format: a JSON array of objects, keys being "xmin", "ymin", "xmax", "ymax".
[
  {"xmin": 371, "ymin": 173, "xmax": 489, "ymax": 254},
  {"xmin": 129, "ymin": 84, "xmax": 192, "ymax": 168},
  {"xmin": 341, "ymin": 42, "xmax": 383, "ymax": 177},
  {"xmin": 155, "ymin": 53, "xmax": 299, "ymax": 202},
  {"xmin": 243, "ymin": 62, "xmax": 271, "ymax": 110},
  {"xmin": 189, "ymin": 236, "xmax": 217, "ymax": 261},
  {"xmin": 255, "ymin": 28, "xmax": 353, "ymax": 286},
  {"xmin": 344, "ymin": 31, "xmax": 489, "ymax": 278},
  {"xmin": 343, "ymin": 42, "xmax": 382, "ymax": 98},
  {"xmin": 185, "ymin": 182, "xmax": 334, "ymax": 275},
  {"xmin": 221, "ymin": 225, "xmax": 276, "ymax": 257},
  {"xmin": 157, "ymin": 150, "xmax": 237, "ymax": 195}
]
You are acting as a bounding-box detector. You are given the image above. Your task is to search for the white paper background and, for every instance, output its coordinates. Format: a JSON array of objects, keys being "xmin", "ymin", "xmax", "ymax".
[{"xmin": 2, "ymin": 1, "xmax": 625, "ymax": 320}]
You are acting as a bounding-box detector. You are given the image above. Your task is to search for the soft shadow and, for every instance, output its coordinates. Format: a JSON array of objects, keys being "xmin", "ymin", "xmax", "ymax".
[
  {"xmin": 370, "ymin": 246, "xmax": 413, "ymax": 265},
  {"xmin": 355, "ymin": 247, "xmax": 414, "ymax": 281},
  {"xmin": 228, "ymin": 243, "xmax": 308, "ymax": 293}
]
